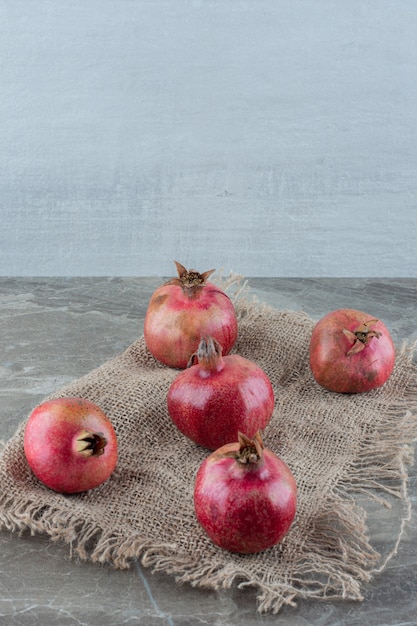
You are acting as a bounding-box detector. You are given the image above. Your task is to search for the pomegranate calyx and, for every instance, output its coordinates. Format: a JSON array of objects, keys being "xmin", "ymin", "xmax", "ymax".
[
  {"xmin": 167, "ymin": 261, "xmax": 215, "ymax": 295},
  {"xmin": 343, "ymin": 319, "xmax": 382, "ymax": 356},
  {"xmin": 75, "ymin": 430, "xmax": 108, "ymax": 457},
  {"xmin": 187, "ymin": 336, "xmax": 224, "ymax": 372},
  {"xmin": 236, "ymin": 431, "xmax": 264, "ymax": 465}
]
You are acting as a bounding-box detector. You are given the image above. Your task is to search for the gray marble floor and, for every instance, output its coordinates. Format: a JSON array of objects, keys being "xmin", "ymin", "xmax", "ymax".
[{"xmin": 1, "ymin": 277, "xmax": 416, "ymax": 625}]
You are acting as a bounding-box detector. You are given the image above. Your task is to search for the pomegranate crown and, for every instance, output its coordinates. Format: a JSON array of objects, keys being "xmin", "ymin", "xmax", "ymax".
[
  {"xmin": 166, "ymin": 261, "xmax": 215, "ymax": 293},
  {"xmin": 343, "ymin": 319, "xmax": 382, "ymax": 356},
  {"xmin": 236, "ymin": 431, "xmax": 264, "ymax": 464}
]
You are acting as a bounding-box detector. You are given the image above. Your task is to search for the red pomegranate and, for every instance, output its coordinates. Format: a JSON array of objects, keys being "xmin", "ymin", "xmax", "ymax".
[
  {"xmin": 167, "ymin": 336, "xmax": 275, "ymax": 449},
  {"xmin": 194, "ymin": 432, "xmax": 297, "ymax": 554},
  {"xmin": 144, "ymin": 262, "xmax": 238, "ymax": 369},
  {"xmin": 24, "ymin": 397, "xmax": 118, "ymax": 493},
  {"xmin": 309, "ymin": 308, "xmax": 396, "ymax": 393}
]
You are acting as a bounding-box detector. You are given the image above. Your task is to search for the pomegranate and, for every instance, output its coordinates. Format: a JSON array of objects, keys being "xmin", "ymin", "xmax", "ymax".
[
  {"xmin": 194, "ymin": 432, "xmax": 297, "ymax": 554},
  {"xmin": 144, "ymin": 261, "xmax": 238, "ymax": 369},
  {"xmin": 167, "ymin": 336, "xmax": 275, "ymax": 449},
  {"xmin": 24, "ymin": 397, "xmax": 118, "ymax": 493},
  {"xmin": 309, "ymin": 308, "xmax": 396, "ymax": 393}
]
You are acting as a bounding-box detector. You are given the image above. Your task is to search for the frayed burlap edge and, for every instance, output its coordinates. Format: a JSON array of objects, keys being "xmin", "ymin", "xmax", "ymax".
[{"xmin": 1, "ymin": 274, "xmax": 417, "ymax": 615}]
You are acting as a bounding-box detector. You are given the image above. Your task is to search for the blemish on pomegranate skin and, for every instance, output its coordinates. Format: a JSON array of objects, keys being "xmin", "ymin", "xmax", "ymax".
[{"xmin": 152, "ymin": 294, "xmax": 169, "ymax": 308}]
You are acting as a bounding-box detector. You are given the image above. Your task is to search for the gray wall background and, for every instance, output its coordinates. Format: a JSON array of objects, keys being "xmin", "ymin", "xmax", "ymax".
[{"xmin": 1, "ymin": 0, "xmax": 416, "ymax": 277}]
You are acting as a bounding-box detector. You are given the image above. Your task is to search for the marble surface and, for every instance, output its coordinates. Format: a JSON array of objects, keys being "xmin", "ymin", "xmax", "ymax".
[{"xmin": 1, "ymin": 277, "xmax": 417, "ymax": 625}]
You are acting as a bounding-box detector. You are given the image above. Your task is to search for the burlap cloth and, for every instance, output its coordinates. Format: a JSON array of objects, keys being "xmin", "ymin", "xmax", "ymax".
[{"xmin": 1, "ymin": 277, "xmax": 417, "ymax": 614}]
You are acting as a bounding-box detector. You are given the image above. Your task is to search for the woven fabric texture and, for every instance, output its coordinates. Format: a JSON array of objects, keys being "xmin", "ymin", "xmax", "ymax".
[{"xmin": 1, "ymin": 282, "xmax": 417, "ymax": 614}]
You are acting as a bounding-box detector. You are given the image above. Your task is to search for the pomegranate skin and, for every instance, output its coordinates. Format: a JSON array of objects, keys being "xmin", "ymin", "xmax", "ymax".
[
  {"xmin": 194, "ymin": 437, "xmax": 297, "ymax": 554},
  {"xmin": 309, "ymin": 308, "xmax": 396, "ymax": 394},
  {"xmin": 24, "ymin": 397, "xmax": 118, "ymax": 493},
  {"xmin": 144, "ymin": 263, "xmax": 238, "ymax": 369},
  {"xmin": 167, "ymin": 349, "xmax": 274, "ymax": 450}
]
